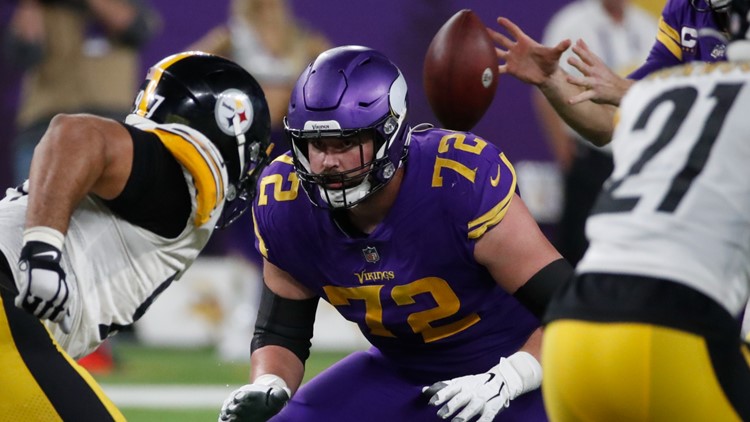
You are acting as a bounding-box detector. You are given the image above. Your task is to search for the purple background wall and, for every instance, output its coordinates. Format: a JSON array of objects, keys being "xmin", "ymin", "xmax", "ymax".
[{"xmin": 1, "ymin": 0, "xmax": 571, "ymax": 190}]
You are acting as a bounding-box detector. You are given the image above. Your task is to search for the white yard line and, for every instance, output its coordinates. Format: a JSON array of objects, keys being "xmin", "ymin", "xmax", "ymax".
[{"xmin": 101, "ymin": 384, "xmax": 235, "ymax": 409}]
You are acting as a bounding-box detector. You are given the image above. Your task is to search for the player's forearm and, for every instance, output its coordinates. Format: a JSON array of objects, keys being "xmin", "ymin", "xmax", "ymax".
[
  {"xmin": 538, "ymin": 68, "xmax": 615, "ymax": 146},
  {"xmin": 251, "ymin": 345, "xmax": 305, "ymax": 394},
  {"xmin": 518, "ymin": 328, "xmax": 543, "ymax": 362},
  {"xmin": 533, "ymin": 91, "xmax": 575, "ymax": 170},
  {"xmin": 607, "ymin": 77, "xmax": 635, "ymax": 107}
]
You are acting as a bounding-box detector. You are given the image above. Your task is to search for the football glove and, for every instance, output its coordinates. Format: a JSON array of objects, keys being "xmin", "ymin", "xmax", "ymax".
[
  {"xmin": 15, "ymin": 227, "xmax": 72, "ymax": 334},
  {"xmin": 422, "ymin": 351, "xmax": 542, "ymax": 422},
  {"xmin": 219, "ymin": 374, "xmax": 291, "ymax": 422}
]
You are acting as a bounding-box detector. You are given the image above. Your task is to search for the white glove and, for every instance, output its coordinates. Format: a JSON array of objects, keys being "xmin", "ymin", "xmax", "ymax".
[
  {"xmin": 219, "ymin": 374, "xmax": 291, "ymax": 422},
  {"xmin": 15, "ymin": 227, "xmax": 72, "ymax": 334},
  {"xmin": 422, "ymin": 351, "xmax": 542, "ymax": 422}
]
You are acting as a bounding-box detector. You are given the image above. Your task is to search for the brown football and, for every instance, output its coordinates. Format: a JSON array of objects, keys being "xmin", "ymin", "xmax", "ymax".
[{"xmin": 423, "ymin": 9, "xmax": 498, "ymax": 131}]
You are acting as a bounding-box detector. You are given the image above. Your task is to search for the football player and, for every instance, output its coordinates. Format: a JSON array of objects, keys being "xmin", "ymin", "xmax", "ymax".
[
  {"xmin": 218, "ymin": 46, "xmax": 573, "ymax": 422},
  {"xmin": 542, "ymin": 0, "xmax": 750, "ymax": 419},
  {"xmin": 488, "ymin": 0, "xmax": 732, "ymax": 145},
  {"xmin": 0, "ymin": 51, "xmax": 272, "ymax": 420}
]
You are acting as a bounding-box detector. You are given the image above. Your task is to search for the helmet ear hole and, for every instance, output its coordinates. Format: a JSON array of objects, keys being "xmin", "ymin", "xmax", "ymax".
[
  {"xmin": 130, "ymin": 51, "xmax": 272, "ymax": 227},
  {"xmin": 284, "ymin": 46, "xmax": 410, "ymax": 209}
]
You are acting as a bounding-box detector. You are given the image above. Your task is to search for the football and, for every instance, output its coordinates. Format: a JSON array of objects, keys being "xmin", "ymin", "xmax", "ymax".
[{"xmin": 423, "ymin": 9, "xmax": 498, "ymax": 131}]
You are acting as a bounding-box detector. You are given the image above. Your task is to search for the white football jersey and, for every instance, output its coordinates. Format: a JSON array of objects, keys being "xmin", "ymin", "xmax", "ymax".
[
  {"xmin": 0, "ymin": 120, "xmax": 228, "ymax": 358},
  {"xmin": 577, "ymin": 61, "xmax": 750, "ymax": 317}
]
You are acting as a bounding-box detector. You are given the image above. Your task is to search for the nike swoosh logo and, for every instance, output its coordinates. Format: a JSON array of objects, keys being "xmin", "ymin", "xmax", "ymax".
[
  {"xmin": 33, "ymin": 251, "xmax": 59, "ymax": 260},
  {"xmin": 490, "ymin": 165, "xmax": 501, "ymax": 187}
]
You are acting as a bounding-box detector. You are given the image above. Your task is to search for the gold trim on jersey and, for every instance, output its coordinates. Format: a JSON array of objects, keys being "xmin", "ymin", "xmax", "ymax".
[
  {"xmin": 656, "ymin": 17, "xmax": 682, "ymax": 61},
  {"xmin": 467, "ymin": 153, "xmax": 516, "ymax": 239},
  {"xmin": 150, "ymin": 128, "xmax": 225, "ymax": 226},
  {"xmin": 134, "ymin": 52, "xmax": 194, "ymax": 117},
  {"xmin": 253, "ymin": 206, "xmax": 268, "ymax": 259},
  {"xmin": 272, "ymin": 154, "xmax": 295, "ymax": 165}
]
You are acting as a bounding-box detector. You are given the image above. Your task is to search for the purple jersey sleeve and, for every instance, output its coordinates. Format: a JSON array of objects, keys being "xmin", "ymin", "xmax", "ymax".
[
  {"xmin": 426, "ymin": 128, "xmax": 518, "ymax": 242},
  {"xmin": 251, "ymin": 128, "xmax": 538, "ymax": 380},
  {"xmin": 252, "ymin": 153, "xmax": 299, "ymax": 267},
  {"xmin": 629, "ymin": 0, "xmax": 726, "ymax": 80}
]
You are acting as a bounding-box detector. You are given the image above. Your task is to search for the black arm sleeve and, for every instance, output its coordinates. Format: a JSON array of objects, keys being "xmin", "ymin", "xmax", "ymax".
[
  {"xmin": 101, "ymin": 123, "xmax": 191, "ymax": 238},
  {"xmin": 513, "ymin": 258, "xmax": 574, "ymax": 320},
  {"xmin": 251, "ymin": 282, "xmax": 318, "ymax": 364}
]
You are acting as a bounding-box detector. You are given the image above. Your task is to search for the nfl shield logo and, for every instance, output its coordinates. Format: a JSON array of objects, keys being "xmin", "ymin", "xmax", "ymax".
[{"xmin": 362, "ymin": 246, "xmax": 380, "ymax": 263}]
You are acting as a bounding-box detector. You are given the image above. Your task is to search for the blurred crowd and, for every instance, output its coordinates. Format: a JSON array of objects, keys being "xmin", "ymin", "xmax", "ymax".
[
  {"xmin": 0, "ymin": 0, "xmax": 332, "ymax": 371},
  {"xmin": 0, "ymin": 0, "xmax": 668, "ymax": 370}
]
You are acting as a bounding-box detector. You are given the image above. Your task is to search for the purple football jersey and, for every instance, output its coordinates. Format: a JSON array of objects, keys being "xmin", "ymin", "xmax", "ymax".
[
  {"xmin": 253, "ymin": 127, "xmax": 539, "ymax": 380},
  {"xmin": 629, "ymin": 0, "xmax": 726, "ymax": 80}
]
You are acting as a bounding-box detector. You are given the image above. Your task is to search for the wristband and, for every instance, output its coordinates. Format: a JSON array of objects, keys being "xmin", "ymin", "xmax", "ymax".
[
  {"xmin": 23, "ymin": 226, "xmax": 65, "ymax": 250},
  {"xmin": 254, "ymin": 374, "xmax": 291, "ymax": 396},
  {"xmin": 254, "ymin": 374, "xmax": 288, "ymax": 389},
  {"xmin": 501, "ymin": 351, "xmax": 542, "ymax": 397}
]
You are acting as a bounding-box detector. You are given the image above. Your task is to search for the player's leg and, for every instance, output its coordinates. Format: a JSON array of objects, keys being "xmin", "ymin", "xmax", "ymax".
[
  {"xmin": 545, "ymin": 319, "xmax": 750, "ymax": 421},
  {"xmin": 0, "ymin": 252, "xmax": 126, "ymax": 421},
  {"xmin": 272, "ymin": 348, "xmax": 440, "ymax": 421},
  {"xmin": 274, "ymin": 347, "xmax": 547, "ymax": 422},
  {"xmin": 543, "ymin": 275, "xmax": 750, "ymax": 422}
]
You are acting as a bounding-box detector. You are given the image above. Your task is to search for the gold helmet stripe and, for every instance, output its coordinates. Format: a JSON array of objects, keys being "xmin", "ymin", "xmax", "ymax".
[{"xmin": 135, "ymin": 51, "xmax": 201, "ymax": 117}]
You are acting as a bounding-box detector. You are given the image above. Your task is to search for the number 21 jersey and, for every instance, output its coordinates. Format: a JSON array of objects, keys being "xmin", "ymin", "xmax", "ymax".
[{"xmin": 579, "ymin": 62, "xmax": 750, "ymax": 317}]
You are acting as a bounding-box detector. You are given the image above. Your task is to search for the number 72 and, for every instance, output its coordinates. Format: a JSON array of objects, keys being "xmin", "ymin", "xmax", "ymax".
[{"xmin": 323, "ymin": 277, "xmax": 480, "ymax": 343}]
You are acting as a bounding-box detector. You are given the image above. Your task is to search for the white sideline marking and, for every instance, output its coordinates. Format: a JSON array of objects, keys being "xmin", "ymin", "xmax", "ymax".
[{"xmin": 101, "ymin": 384, "xmax": 235, "ymax": 409}]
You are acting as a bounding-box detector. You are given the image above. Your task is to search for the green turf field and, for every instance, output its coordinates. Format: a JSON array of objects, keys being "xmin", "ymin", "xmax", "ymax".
[{"xmin": 94, "ymin": 341, "xmax": 351, "ymax": 421}]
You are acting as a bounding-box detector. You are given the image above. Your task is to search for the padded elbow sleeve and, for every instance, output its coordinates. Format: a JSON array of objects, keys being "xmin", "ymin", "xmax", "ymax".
[{"xmin": 251, "ymin": 283, "xmax": 318, "ymax": 364}]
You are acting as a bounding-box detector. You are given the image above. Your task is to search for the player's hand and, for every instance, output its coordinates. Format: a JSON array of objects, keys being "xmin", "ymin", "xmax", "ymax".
[
  {"xmin": 422, "ymin": 351, "xmax": 542, "ymax": 422},
  {"xmin": 219, "ymin": 374, "xmax": 291, "ymax": 422},
  {"xmin": 488, "ymin": 16, "xmax": 571, "ymax": 86},
  {"xmin": 565, "ymin": 38, "xmax": 634, "ymax": 106},
  {"xmin": 16, "ymin": 240, "xmax": 72, "ymax": 334}
]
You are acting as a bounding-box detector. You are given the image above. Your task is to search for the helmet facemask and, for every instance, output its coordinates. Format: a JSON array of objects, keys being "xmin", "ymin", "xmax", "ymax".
[
  {"xmin": 288, "ymin": 118, "xmax": 401, "ymax": 209},
  {"xmin": 288, "ymin": 108, "xmax": 407, "ymax": 209},
  {"xmin": 692, "ymin": 0, "xmax": 732, "ymax": 12},
  {"xmin": 216, "ymin": 124, "xmax": 272, "ymax": 228}
]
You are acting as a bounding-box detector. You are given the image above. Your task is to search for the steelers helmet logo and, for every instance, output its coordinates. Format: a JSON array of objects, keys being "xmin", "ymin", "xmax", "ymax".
[{"xmin": 215, "ymin": 88, "xmax": 254, "ymax": 136}]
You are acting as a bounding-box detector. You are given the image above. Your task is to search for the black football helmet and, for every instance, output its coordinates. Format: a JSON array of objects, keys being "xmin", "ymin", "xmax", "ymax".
[
  {"xmin": 729, "ymin": 0, "xmax": 750, "ymax": 41},
  {"xmin": 691, "ymin": 0, "xmax": 731, "ymax": 12},
  {"xmin": 129, "ymin": 51, "xmax": 272, "ymax": 227}
]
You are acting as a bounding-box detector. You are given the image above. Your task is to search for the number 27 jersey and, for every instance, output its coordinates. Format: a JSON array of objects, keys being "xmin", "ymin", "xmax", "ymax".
[{"xmin": 579, "ymin": 62, "xmax": 750, "ymax": 317}]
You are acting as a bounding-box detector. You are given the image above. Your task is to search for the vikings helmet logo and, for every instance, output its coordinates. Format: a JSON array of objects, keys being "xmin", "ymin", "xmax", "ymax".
[{"xmin": 215, "ymin": 88, "xmax": 254, "ymax": 136}]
